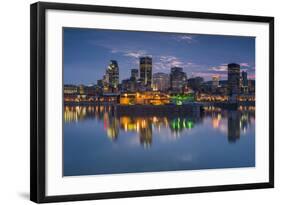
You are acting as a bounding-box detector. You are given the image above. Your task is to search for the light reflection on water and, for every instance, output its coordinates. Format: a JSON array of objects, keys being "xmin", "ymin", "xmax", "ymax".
[{"xmin": 63, "ymin": 105, "xmax": 255, "ymax": 176}]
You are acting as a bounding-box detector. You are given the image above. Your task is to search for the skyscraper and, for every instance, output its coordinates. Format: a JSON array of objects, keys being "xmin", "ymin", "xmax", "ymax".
[
  {"xmin": 152, "ymin": 72, "xmax": 170, "ymax": 91},
  {"xmin": 228, "ymin": 63, "xmax": 240, "ymax": 102},
  {"xmin": 242, "ymin": 71, "xmax": 248, "ymax": 86},
  {"xmin": 170, "ymin": 67, "xmax": 187, "ymax": 92},
  {"xmin": 139, "ymin": 57, "xmax": 152, "ymax": 88},
  {"xmin": 241, "ymin": 71, "xmax": 248, "ymax": 94},
  {"xmin": 106, "ymin": 60, "xmax": 119, "ymax": 90}
]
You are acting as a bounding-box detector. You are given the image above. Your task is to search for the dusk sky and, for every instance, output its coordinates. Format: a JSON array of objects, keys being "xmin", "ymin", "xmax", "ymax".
[{"xmin": 63, "ymin": 28, "xmax": 255, "ymax": 85}]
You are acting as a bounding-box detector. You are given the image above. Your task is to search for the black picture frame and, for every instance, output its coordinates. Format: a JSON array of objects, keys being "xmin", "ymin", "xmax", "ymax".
[{"xmin": 30, "ymin": 1, "xmax": 274, "ymax": 203}]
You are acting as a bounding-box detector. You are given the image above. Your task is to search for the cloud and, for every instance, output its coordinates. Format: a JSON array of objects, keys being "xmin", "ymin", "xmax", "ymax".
[
  {"xmin": 240, "ymin": 62, "xmax": 250, "ymax": 67},
  {"xmin": 173, "ymin": 34, "xmax": 196, "ymax": 43},
  {"xmin": 153, "ymin": 56, "xmax": 206, "ymax": 75},
  {"xmin": 208, "ymin": 64, "xmax": 228, "ymax": 72},
  {"xmin": 209, "ymin": 63, "xmax": 253, "ymax": 72},
  {"xmin": 154, "ymin": 55, "xmax": 184, "ymax": 71},
  {"xmin": 123, "ymin": 50, "xmax": 148, "ymax": 58},
  {"xmin": 190, "ymin": 71, "xmax": 226, "ymax": 79},
  {"xmin": 104, "ymin": 47, "xmax": 151, "ymax": 60}
]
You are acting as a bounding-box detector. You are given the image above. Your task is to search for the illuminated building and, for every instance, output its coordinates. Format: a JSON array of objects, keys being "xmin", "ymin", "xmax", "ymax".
[
  {"xmin": 170, "ymin": 67, "xmax": 187, "ymax": 92},
  {"xmin": 212, "ymin": 75, "xmax": 220, "ymax": 92},
  {"xmin": 228, "ymin": 63, "xmax": 240, "ymax": 102},
  {"xmin": 119, "ymin": 92, "xmax": 170, "ymax": 105},
  {"xmin": 196, "ymin": 93, "xmax": 228, "ymax": 102},
  {"xmin": 139, "ymin": 57, "xmax": 152, "ymax": 88},
  {"xmin": 78, "ymin": 84, "xmax": 85, "ymax": 94},
  {"xmin": 102, "ymin": 73, "xmax": 110, "ymax": 93},
  {"xmin": 152, "ymin": 72, "xmax": 170, "ymax": 91},
  {"xmin": 106, "ymin": 60, "xmax": 119, "ymax": 91},
  {"xmin": 241, "ymin": 71, "xmax": 248, "ymax": 94},
  {"xmin": 170, "ymin": 93, "xmax": 195, "ymax": 105},
  {"xmin": 64, "ymin": 84, "xmax": 78, "ymax": 94}
]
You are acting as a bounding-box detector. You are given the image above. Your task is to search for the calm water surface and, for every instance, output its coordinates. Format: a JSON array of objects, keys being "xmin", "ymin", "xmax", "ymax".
[{"xmin": 63, "ymin": 105, "xmax": 255, "ymax": 176}]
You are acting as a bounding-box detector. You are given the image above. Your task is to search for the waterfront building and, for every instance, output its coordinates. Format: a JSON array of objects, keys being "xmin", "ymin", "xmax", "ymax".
[
  {"xmin": 170, "ymin": 93, "xmax": 195, "ymax": 105},
  {"xmin": 84, "ymin": 85, "xmax": 101, "ymax": 96},
  {"xmin": 228, "ymin": 63, "xmax": 240, "ymax": 102},
  {"xmin": 78, "ymin": 84, "xmax": 85, "ymax": 95},
  {"xmin": 119, "ymin": 92, "xmax": 170, "ymax": 105},
  {"xmin": 102, "ymin": 73, "xmax": 110, "ymax": 93},
  {"xmin": 170, "ymin": 67, "xmax": 187, "ymax": 92},
  {"xmin": 139, "ymin": 57, "xmax": 152, "ymax": 88},
  {"xmin": 187, "ymin": 77, "xmax": 203, "ymax": 91},
  {"xmin": 64, "ymin": 84, "xmax": 78, "ymax": 94},
  {"xmin": 152, "ymin": 72, "xmax": 170, "ymax": 91},
  {"xmin": 195, "ymin": 93, "xmax": 228, "ymax": 102}
]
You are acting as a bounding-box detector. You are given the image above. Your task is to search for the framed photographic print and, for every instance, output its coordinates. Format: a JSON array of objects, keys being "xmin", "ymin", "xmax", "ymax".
[{"xmin": 30, "ymin": 2, "xmax": 274, "ymax": 203}]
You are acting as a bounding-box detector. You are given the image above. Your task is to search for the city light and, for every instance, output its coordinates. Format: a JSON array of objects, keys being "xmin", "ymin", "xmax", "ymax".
[{"xmin": 64, "ymin": 61, "xmax": 255, "ymax": 107}]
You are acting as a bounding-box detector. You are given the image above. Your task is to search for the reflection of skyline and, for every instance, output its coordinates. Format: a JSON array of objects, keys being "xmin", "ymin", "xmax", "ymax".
[{"xmin": 64, "ymin": 105, "xmax": 255, "ymax": 145}]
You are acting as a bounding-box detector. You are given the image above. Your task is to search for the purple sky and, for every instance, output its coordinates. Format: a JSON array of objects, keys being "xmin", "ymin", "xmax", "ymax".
[{"xmin": 63, "ymin": 28, "xmax": 255, "ymax": 85}]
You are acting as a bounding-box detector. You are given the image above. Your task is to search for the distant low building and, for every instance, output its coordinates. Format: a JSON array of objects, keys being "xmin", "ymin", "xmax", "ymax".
[
  {"xmin": 120, "ymin": 91, "xmax": 170, "ymax": 105},
  {"xmin": 64, "ymin": 84, "xmax": 78, "ymax": 94}
]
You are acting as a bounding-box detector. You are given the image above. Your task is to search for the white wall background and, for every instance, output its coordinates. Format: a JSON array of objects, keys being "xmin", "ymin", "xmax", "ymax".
[{"xmin": 0, "ymin": 0, "xmax": 279, "ymax": 204}]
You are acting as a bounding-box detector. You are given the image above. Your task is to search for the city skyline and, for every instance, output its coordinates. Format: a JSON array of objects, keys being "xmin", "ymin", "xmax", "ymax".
[{"xmin": 63, "ymin": 28, "xmax": 255, "ymax": 85}]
